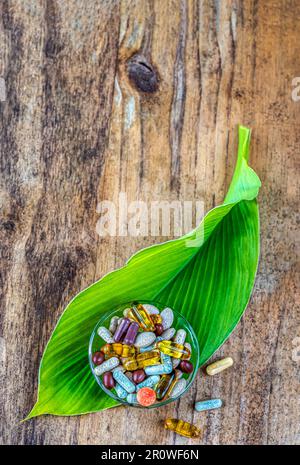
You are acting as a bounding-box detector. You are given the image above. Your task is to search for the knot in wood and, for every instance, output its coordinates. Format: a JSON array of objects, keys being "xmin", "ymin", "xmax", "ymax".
[{"xmin": 126, "ymin": 55, "xmax": 159, "ymax": 93}]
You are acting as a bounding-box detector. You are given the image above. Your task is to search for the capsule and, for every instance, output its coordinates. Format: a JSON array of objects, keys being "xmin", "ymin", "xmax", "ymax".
[
  {"xmin": 123, "ymin": 321, "xmax": 139, "ymax": 345},
  {"xmin": 115, "ymin": 383, "xmax": 127, "ymax": 399},
  {"xmin": 94, "ymin": 356, "xmax": 119, "ymax": 376},
  {"xmin": 97, "ymin": 326, "xmax": 114, "ymax": 343},
  {"xmin": 169, "ymin": 378, "xmax": 187, "ymax": 399},
  {"xmin": 136, "ymin": 375, "xmax": 160, "ymax": 391},
  {"xmin": 206, "ymin": 357, "xmax": 233, "ymax": 376},
  {"xmin": 150, "ymin": 314, "xmax": 162, "ymax": 325},
  {"xmin": 112, "ymin": 367, "xmax": 136, "ymax": 393},
  {"xmin": 113, "ymin": 318, "xmax": 131, "ymax": 342},
  {"xmin": 155, "ymin": 372, "xmax": 175, "ymax": 400},
  {"xmin": 157, "ymin": 340, "xmax": 190, "ymax": 359},
  {"xmin": 195, "ymin": 399, "xmax": 223, "ymax": 412},
  {"xmin": 164, "ymin": 419, "xmax": 201, "ymax": 438},
  {"xmin": 123, "ymin": 349, "xmax": 160, "ymax": 371},
  {"xmin": 101, "ymin": 343, "xmax": 137, "ymax": 358},
  {"xmin": 109, "ymin": 316, "xmax": 119, "ymax": 334},
  {"xmin": 156, "ymin": 328, "xmax": 176, "ymax": 342},
  {"xmin": 127, "ymin": 304, "xmax": 155, "ymax": 331}
]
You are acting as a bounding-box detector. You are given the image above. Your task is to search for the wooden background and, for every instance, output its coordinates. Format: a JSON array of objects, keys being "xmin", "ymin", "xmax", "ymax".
[{"xmin": 0, "ymin": 0, "xmax": 299, "ymax": 445}]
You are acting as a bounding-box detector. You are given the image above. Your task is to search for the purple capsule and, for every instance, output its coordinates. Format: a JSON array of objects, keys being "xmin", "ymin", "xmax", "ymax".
[
  {"xmin": 113, "ymin": 318, "xmax": 131, "ymax": 342},
  {"xmin": 123, "ymin": 322, "xmax": 139, "ymax": 345}
]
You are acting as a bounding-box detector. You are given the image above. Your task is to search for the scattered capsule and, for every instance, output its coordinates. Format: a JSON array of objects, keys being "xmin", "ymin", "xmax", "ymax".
[
  {"xmin": 127, "ymin": 304, "xmax": 155, "ymax": 331},
  {"xmin": 156, "ymin": 328, "xmax": 176, "ymax": 343},
  {"xmin": 195, "ymin": 399, "xmax": 223, "ymax": 412},
  {"xmin": 136, "ymin": 387, "xmax": 156, "ymax": 406},
  {"xmin": 112, "ymin": 367, "xmax": 136, "ymax": 393},
  {"xmin": 97, "ymin": 326, "xmax": 114, "ymax": 343},
  {"xmin": 113, "ymin": 318, "xmax": 131, "ymax": 343},
  {"xmin": 109, "ymin": 316, "xmax": 119, "ymax": 334},
  {"xmin": 126, "ymin": 393, "xmax": 138, "ymax": 404},
  {"xmin": 142, "ymin": 304, "xmax": 160, "ymax": 315},
  {"xmin": 94, "ymin": 356, "xmax": 120, "ymax": 376},
  {"xmin": 155, "ymin": 373, "xmax": 176, "ymax": 400},
  {"xmin": 134, "ymin": 331, "xmax": 157, "ymax": 348},
  {"xmin": 136, "ymin": 375, "xmax": 160, "ymax": 390},
  {"xmin": 169, "ymin": 378, "xmax": 187, "ymax": 399},
  {"xmin": 123, "ymin": 321, "xmax": 139, "ymax": 345},
  {"xmin": 160, "ymin": 307, "xmax": 174, "ymax": 330},
  {"xmin": 150, "ymin": 314, "xmax": 162, "ymax": 325},
  {"xmin": 92, "ymin": 351, "xmax": 105, "ymax": 366},
  {"xmin": 103, "ymin": 371, "xmax": 115, "ymax": 390},
  {"xmin": 206, "ymin": 357, "xmax": 233, "ymax": 376},
  {"xmin": 157, "ymin": 340, "xmax": 190, "ymax": 359},
  {"xmin": 101, "ymin": 343, "xmax": 137, "ymax": 358},
  {"xmin": 115, "ymin": 383, "xmax": 127, "ymax": 399},
  {"xmin": 164, "ymin": 418, "xmax": 201, "ymax": 438}
]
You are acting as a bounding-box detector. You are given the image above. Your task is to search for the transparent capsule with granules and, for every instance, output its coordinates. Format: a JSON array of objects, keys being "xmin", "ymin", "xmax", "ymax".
[
  {"xmin": 164, "ymin": 418, "xmax": 201, "ymax": 438},
  {"xmin": 206, "ymin": 357, "xmax": 233, "ymax": 376},
  {"xmin": 157, "ymin": 340, "xmax": 190, "ymax": 359},
  {"xmin": 127, "ymin": 304, "xmax": 155, "ymax": 331}
]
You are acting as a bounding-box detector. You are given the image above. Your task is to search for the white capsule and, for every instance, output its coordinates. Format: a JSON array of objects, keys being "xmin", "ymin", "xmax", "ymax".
[
  {"xmin": 172, "ymin": 358, "xmax": 180, "ymax": 369},
  {"xmin": 174, "ymin": 329, "xmax": 186, "ymax": 345},
  {"xmin": 156, "ymin": 327, "xmax": 176, "ymax": 342},
  {"xmin": 109, "ymin": 316, "xmax": 119, "ymax": 334},
  {"xmin": 142, "ymin": 304, "xmax": 160, "ymax": 315},
  {"xmin": 169, "ymin": 378, "xmax": 187, "ymax": 398},
  {"xmin": 94, "ymin": 357, "xmax": 119, "ymax": 376},
  {"xmin": 134, "ymin": 331, "xmax": 157, "ymax": 348},
  {"xmin": 185, "ymin": 342, "xmax": 191, "ymax": 360},
  {"xmin": 97, "ymin": 326, "xmax": 114, "ymax": 343},
  {"xmin": 161, "ymin": 307, "xmax": 174, "ymax": 330},
  {"xmin": 123, "ymin": 308, "xmax": 130, "ymax": 317}
]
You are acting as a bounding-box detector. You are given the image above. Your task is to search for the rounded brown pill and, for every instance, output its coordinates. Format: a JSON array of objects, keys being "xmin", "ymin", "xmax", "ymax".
[
  {"xmin": 92, "ymin": 351, "xmax": 105, "ymax": 366},
  {"xmin": 132, "ymin": 369, "xmax": 146, "ymax": 384},
  {"xmin": 179, "ymin": 360, "xmax": 194, "ymax": 373},
  {"xmin": 103, "ymin": 372, "xmax": 115, "ymax": 389},
  {"xmin": 155, "ymin": 323, "xmax": 164, "ymax": 336}
]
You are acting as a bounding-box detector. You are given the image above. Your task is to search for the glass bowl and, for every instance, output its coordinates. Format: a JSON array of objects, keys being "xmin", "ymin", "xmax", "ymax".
[{"xmin": 89, "ymin": 300, "xmax": 200, "ymax": 408}]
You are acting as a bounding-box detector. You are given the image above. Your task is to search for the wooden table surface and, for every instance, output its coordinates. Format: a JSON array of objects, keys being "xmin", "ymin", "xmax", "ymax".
[{"xmin": 0, "ymin": 0, "xmax": 299, "ymax": 445}]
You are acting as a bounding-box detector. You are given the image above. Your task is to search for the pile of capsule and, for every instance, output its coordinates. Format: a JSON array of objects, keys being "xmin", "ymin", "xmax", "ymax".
[{"xmin": 91, "ymin": 303, "xmax": 194, "ymax": 407}]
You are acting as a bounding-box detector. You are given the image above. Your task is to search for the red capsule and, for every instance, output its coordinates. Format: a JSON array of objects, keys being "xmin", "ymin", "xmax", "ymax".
[
  {"xmin": 132, "ymin": 369, "xmax": 146, "ymax": 384},
  {"xmin": 155, "ymin": 323, "xmax": 164, "ymax": 336},
  {"xmin": 103, "ymin": 371, "xmax": 115, "ymax": 389},
  {"xmin": 179, "ymin": 360, "xmax": 193, "ymax": 373},
  {"xmin": 92, "ymin": 351, "xmax": 105, "ymax": 366}
]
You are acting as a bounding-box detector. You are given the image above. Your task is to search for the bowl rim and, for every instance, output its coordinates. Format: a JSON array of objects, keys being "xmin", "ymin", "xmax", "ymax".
[{"xmin": 88, "ymin": 300, "xmax": 200, "ymax": 408}]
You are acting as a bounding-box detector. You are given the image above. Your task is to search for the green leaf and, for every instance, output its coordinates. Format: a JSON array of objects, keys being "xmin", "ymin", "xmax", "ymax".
[{"xmin": 27, "ymin": 125, "xmax": 261, "ymax": 419}]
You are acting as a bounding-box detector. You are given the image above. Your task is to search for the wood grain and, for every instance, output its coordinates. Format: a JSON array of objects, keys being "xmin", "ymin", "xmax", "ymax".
[{"xmin": 0, "ymin": 0, "xmax": 299, "ymax": 445}]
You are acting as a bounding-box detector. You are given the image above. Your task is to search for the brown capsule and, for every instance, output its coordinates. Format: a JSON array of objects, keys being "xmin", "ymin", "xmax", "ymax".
[
  {"xmin": 103, "ymin": 371, "xmax": 115, "ymax": 390},
  {"xmin": 132, "ymin": 369, "xmax": 146, "ymax": 384},
  {"xmin": 179, "ymin": 360, "xmax": 194, "ymax": 374},
  {"xmin": 92, "ymin": 351, "xmax": 105, "ymax": 366},
  {"xmin": 155, "ymin": 323, "xmax": 164, "ymax": 336}
]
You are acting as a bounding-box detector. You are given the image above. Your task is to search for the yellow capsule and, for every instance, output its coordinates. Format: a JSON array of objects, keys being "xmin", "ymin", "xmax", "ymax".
[
  {"xmin": 164, "ymin": 419, "xmax": 201, "ymax": 438},
  {"xmin": 127, "ymin": 304, "xmax": 155, "ymax": 331},
  {"xmin": 155, "ymin": 373, "xmax": 175, "ymax": 400},
  {"xmin": 206, "ymin": 357, "xmax": 233, "ymax": 376},
  {"xmin": 123, "ymin": 349, "xmax": 160, "ymax": 371},
  {"xmin": 101, "ymin": 343, "xmax": 137, "ymax": 358},
  {"xmin": 157, "ymin": 340, "xmax": 190, "ymax": 359},
  {"xmin": 150, "ymin": 314, "xmax": 163, "ymax": 325}
]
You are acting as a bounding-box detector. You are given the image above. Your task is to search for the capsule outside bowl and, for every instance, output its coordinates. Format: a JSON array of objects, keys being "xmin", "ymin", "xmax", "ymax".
[{"xmin": 89, "ymin": 300, "xmax": 200, "ymax": 409}]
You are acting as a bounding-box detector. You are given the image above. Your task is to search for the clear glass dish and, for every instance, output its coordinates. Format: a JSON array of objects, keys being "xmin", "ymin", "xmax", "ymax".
[{"xmin": 89, "ymin": 300, "xmax": 200, "ymax": 408}]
